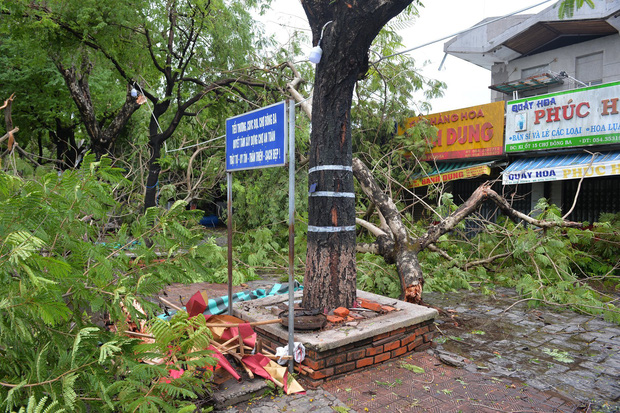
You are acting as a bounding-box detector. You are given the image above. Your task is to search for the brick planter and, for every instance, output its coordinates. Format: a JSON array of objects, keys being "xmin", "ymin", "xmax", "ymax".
[
  {"xmin": 233, "ymin": 290, "xmax": 438, "ymax": 388},
  {"xmin": 256, "ymin": 318, "xmax": 436, "ymax": 388}
]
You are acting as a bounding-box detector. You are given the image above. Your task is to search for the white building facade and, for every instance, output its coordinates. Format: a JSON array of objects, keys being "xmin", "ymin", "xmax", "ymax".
[{"xmin": 444, "ymin": 1, "xmax": 620, "ymax": 222}]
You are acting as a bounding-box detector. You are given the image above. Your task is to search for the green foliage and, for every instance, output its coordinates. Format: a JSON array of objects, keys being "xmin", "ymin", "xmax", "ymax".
[
  {"xmin": 0, "ymin": 154, "xmax": 219, "ymax": 411},
  {"xmin": 230, "ymin": 167, "xmax": 308, "ymax": 231},
  {"xmin": 399, "ymin": 362, "xmax": 425, "ymax": 374},
  {"xmin": 107, "ymin": 312, "xmax": 216, "ymax": 412},
  {"xmin": 542, "ymin": 348, "xmax": 574, "ymax": 363},
  {"xmin": 357, "ymin": 253, "xmax": 402, "ymax": 298},
  {"xmin": 416, "ymin": 204, "xmax": 620, "ymax": 324},
  {"xmin": 556, "ymin": 0, "xmax": 596, "ymax": 19},
  {"xmin": 10, "ymin": 396, "xmax": 65, "ymax": 413}
]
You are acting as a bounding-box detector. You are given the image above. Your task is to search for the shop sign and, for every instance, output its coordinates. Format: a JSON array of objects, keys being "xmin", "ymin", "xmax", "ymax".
[
  {"xmin": 505, "ymin": 81, "xmax": 620, "ymax": 153},
  {"xmin": 503, "ymin": 160, "xmax": 620, "ymax": 185},
  {"xmin": 226, "ymin": 101, "xmax": 287, "ymax": 171},
  {"xmin": 399, "ymin": 101, "xmax": 505, "ymax": 161},
  {"xmin": 412, "ymin": 164, "xmax": 491, "ymax": 188}
]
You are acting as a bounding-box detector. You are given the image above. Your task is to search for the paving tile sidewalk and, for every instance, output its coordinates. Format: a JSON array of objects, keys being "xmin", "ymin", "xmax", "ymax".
[
  {"xmin": 217, "ymin": 350, "xmax": 584, "ymax": 413},
  {"xmin": 322, "ymin": 351, "xmax": 582, "ymax": 413}
]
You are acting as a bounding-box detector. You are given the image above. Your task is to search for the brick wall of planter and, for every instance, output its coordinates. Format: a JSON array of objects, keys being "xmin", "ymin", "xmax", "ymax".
[{"xmin": 255, "ymin": 319, "xmax": 436, "ymax": 388}]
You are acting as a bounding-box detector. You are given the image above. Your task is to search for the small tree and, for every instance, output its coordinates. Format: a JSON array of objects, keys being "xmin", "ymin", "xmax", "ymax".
[{"xmin": 0, "ymin": 154, "xmax": 222, "ymax": 411}]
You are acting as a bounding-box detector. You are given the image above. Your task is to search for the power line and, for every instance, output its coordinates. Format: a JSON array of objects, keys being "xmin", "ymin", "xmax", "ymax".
[
  {"xmin": 167, "ymin": 0, "xmax": 557, "ymax": 153},
  {"xmin": 166, "ymin": 95, "xmax": 312, "ymax": 153},
  {"xmin": 373, "ymin": 0, "xmax": 556, "ymax": 63}
]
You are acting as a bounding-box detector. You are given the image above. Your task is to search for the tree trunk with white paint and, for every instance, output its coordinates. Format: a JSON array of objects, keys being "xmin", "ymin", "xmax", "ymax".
[{"xmin": 300, "ymin": 0, "xmax": 414, "ymax": 311}]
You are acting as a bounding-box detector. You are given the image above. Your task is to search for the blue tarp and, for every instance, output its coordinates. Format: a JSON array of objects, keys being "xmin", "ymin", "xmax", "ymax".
[{"xmin": 158, "ymin": 281, "xmax": 303, "ymax": 320}]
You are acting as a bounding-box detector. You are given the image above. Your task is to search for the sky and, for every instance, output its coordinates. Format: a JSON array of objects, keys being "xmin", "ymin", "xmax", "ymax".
[{"xmin": 257, "ymin": 0, "xmax": 554, "ymax": 114}]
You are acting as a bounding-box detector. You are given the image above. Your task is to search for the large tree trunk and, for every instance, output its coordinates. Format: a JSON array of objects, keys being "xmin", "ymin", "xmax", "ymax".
[
  {"xmin": 144, "ymin": 140, "xmax": 163, "ymax": 210},
  {"xmin": 301, "ymin": 0, "xmax": 414, "ymax": 311},
  {"xmin": 144, "ymin": 100, "xmax": 171, "ymax": 211}
]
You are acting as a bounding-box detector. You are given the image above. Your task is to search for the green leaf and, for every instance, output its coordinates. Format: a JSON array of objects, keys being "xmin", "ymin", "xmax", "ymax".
[{"xmin": 400, "ymin": 362, "xmax": 425, "ymax": 374}]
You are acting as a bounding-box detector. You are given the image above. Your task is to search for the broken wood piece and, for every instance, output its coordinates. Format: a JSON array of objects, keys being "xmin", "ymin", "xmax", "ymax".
[
  {"xmin": 269, "ymin": 376, "xmax": 284, "ymax": 388},
  {"xmin": 124, "ymin": 330, "xmax": 155, "ymax": 339},
  {"xmin": 262, "ymin": 354, "xmax": 292, "ymax": 360},
  {"xmin": 203, "ymin": 318, "xmax": 282, "ymax": 328},
  {"xmin": 238, "ymin": 333, "xmax": 245, "ymax": 356},
  {"xmin": 295, "ymin": 364, "xmax": 312, "ymax": 374},
  {"xmin": 219, "ymin": 335, "xmax": 241, "ymax": 349},
  {"xmin": 259, "ymin": 347, "xmax": 292, "ymax": 361},
  {"xmin": 212, "ymin": 341, "xmax": 253, "ymax": 354},
  {"xmin": 158, "ymin": 296, "xmax": 184, "ymax": 312}
]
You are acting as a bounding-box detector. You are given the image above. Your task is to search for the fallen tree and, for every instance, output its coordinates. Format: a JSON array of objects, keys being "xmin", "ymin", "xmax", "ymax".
[
  {"xmin": 352, "ymin": 158, "xmax": 588, "ymax": 304},
  {"xmin": 282, "ymin": 61, "xmax": 596, "ymax": 306}
]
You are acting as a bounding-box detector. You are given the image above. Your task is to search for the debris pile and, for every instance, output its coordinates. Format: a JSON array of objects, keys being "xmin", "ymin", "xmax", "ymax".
[{"xmin": 123, "ymin": 290, "xmax": 306, "ymax": 396}]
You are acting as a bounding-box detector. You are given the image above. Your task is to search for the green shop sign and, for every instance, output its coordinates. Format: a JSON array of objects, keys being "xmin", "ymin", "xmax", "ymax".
[{"xmin": 505, "ymin": 81, "xmax": 620, "ymax": 153}]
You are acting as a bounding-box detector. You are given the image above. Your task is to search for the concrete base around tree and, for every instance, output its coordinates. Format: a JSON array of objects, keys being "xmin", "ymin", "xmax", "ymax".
[{"xmin": 233, "ymin": 289, "xmax": 438, "ymax": 388}]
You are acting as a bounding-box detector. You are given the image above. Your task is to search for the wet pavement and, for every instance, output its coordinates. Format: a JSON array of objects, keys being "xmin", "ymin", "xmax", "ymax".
[
  {"xmin": 207, "ymin": 286, "xmax": 619, "ymax": 413},
  {"xmin": 215, "ymin": 350, "xmax": 585, "ymax": 413},
  {"xmin": 427, "ymin": 287, "xmax": 620, "ymax": 412}
]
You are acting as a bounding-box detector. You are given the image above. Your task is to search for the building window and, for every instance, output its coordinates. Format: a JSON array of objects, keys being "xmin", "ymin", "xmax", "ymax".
[{"xmin": 576, "ymin": 52, "xmax": 603, "ymax": 86}]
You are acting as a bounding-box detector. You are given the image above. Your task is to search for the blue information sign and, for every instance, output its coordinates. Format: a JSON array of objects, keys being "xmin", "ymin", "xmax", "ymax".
[{"xmin": 226, "ymin": 101, "xmax": 287, "ymax": 171}]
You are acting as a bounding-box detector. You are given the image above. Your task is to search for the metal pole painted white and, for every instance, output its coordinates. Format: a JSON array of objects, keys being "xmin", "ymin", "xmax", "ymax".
[
  {"xmin": 287, "ymin": 100, "xmax": 296, "ymax": 373},
  {"xmin": 227, "ymin": 172, "xmax": 233, "ymax": 316}
]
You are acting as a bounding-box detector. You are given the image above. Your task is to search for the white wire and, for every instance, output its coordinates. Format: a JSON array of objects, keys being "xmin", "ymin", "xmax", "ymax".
[
  {"xmin": 373, "ymin": 0, "xmax": 556, "ymax": 63},
  {"xmin": 166, "ymin": 94, "xmax": 313, "ymax": 153},
  {"xmin": 166, "ymin": 134, "xmax": 225, "ymax": 153},
  {"xmin": 136, "ymin": 77, "xmax": 163, "ymax": 134}
]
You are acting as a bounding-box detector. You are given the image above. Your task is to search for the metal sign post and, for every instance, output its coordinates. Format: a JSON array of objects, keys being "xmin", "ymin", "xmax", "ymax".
[
  {"xmin": 225, "ymin": 100, "xmax": 296, "ymax": 373},
  {"xmin": 287, "ymin": 100, "xmax": 295, "ymax": 373}
]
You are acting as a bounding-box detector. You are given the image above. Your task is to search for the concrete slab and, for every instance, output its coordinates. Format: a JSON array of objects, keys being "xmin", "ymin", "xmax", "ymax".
[
  {"xmin": 232, "ymin": 289, "xmax": 437, "ymax": 353},
  {"xmin": 212, "ymin": 377, "xmax": 269, "ymax": 410}
]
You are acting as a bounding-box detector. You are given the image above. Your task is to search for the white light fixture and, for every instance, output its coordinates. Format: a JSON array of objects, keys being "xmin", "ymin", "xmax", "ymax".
[
  {"xmin": 130, "ymin": 88, "xmax": 138, "ymax": 98},
  {"xmin": 308, "ymin": 20, "xmax": 333, "ymax": 65},
  {"xmin": 308, "ymin": 46, "xmax": 323, "ymax": 64}
]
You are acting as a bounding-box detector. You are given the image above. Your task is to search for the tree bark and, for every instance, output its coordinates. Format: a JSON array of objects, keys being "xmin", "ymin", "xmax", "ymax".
[
  {"xmin": 54, "ymin": 59, "xmax": 141, "ymax": 158},
  {"xmin": 301, "ymin": 0, "xmax": 414, "ymax": 311},
  {"xmin": 353, "ymin": 157, "xmax": 424, "ymax": 303}
]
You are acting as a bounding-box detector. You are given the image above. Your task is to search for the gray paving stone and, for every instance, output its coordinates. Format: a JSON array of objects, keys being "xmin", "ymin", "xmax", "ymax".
[
  {"xmin": 548, "ymin": 337, "xmax": 584, "ymax": 350},
  {"xmin": 544, "ymin": 362, "xmax": 571, "ymax": 375},
  {"xmin": 424, "ymin": 288, "xmax": 620, "ymax": 410},
  {"xmin": 541, "ymin": 324, "xmax": 566, "ymax": 333},
  {"xmin": 594, "ymin": 379, "xmax": 620, "ymax": 402},
  {"xmin": 527, "ymin": 378, "xmax": 554, "ymax": 391},
  {"xmin": 563, "ymin": 324, "xmax": 587, "ymax": 334}
]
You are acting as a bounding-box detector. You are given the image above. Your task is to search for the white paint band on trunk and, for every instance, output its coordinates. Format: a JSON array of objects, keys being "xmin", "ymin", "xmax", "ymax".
[
  {"xmin": 307, "ymin": 225, "xmax": 356, "ymax": 233},
  {"xmin": 309, "ymin": 191, "xmax": 355, "ymax": 198},
  {"xmin": 308, "ymin": 165, "xmax": 353, "ymax": 174}
]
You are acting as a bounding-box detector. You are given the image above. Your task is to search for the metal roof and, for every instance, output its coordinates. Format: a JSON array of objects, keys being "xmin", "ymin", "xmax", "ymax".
[
  {"xmin": 490, "ymin": 72, "xmax": 564, "ymax": 94},
  {"xmin": 444, "ymin": 2, "xmax": 620, "ymax": 70}
]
